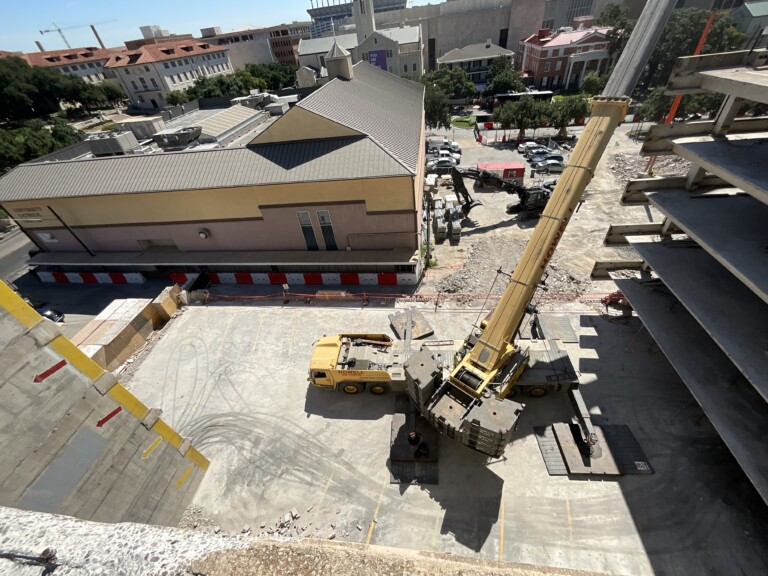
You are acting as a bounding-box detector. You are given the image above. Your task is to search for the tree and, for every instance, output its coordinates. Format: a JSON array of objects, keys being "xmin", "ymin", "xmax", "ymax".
[
  {"xmin": 165, "ymin": 91, "xmax": 190, "ymax": 106},
  {"xmin": 485, "ymin": 70, "xmax": 526, "ymax": 96},
  {"xmin": 244, "ymin": 62, "xmax": 298, "ymax": 91},
  {"xmin": 494, "ymin": 95, "xmax": 538, "ymax": 139},
  {"xmin": 422, "ymin": 67, "xmax": 475, "ymax": 100},
  {"xmin": 639, "ymin": 87, "xmax": 672, "ymax": 122},
  {"xmin": 100, "ymin": 81, "xmax": 126, "ymax": 106},
  {"xmin": 549, "ymin": 96, "xmax": 589, "ymax": 137},
  {"xmin": 0, "ymin": 119, "xmax": 84, "ymax": 173},
  {"xmin": 423, "ymin": 83, "xmax": 450, "ymax": 129},
  {"xmin": 580, "ymin": 71, "xmax": 603, "ymax": 97},
  {"xmin": 642, "ymin": 8, "xmax": 745, "ymax": 89},
  {"xmin": 597, "ymin": 3, "xmax": 635, "ymax": 58}
]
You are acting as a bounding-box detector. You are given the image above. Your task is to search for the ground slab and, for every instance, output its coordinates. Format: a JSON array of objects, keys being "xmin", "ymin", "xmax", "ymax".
[{"xmin": 121, "ymin": 302, "xmax": 768, "ymax": 576}]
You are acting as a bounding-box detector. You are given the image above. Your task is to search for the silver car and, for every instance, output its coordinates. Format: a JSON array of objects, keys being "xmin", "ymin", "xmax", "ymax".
[{"xmin": 534, "ymin": 159, "xmax": 566, "ymax": 174}]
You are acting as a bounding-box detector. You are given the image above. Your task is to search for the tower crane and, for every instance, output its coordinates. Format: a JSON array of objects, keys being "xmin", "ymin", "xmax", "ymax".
[{"xmin": 39, "ymin": 20, "xmax": 117, "ymax": 50}]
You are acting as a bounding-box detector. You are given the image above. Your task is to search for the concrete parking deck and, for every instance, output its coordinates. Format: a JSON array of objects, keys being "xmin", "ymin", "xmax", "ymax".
[
  {"xmin": 123, "ymin": 301, "xmax": 768, "ymax": 576},
  {"xmin": 0, "ymin": 281, "xmax": 208, "ymax": 525}
]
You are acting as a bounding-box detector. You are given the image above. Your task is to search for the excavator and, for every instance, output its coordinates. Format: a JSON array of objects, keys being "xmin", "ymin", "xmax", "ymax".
[
  {"xmin": 308, "ymin": 0, "xmax": 677, "ymax": 459},
  {"xmin": 449, "ymin": 166, "xmax": 552, "ymax": 220}
]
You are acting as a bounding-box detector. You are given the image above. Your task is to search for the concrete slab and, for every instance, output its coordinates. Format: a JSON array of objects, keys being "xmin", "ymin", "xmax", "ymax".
[
  {"xmin": 647, "ymin": 190, "xmax": 768, "ymax": 303},
  {"xmin": 661, "ymin": 133, "xmax": 768, "ymax": 205},
  {"xmin": 124, "ymin": 302, "xmax": 768, "ymax": 575},
  {"xmin": 616, "ymin": 279, "xmax": 768, "ymax": 504},
  {"xmin": 0, "ymin": 282, "xmax": 208, "ymax": 525},
  {"xmin": 632, "ymin": 241, "xmax": 768, "ymax": 399}
]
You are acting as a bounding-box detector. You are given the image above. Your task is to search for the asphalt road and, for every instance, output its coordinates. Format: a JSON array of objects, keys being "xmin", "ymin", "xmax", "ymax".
[{"xmin": 0, "ymin": 228, "xmax": 33, "ymax": 284}]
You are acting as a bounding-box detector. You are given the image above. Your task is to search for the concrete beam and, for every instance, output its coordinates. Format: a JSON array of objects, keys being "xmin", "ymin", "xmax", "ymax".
[
  {"xmin": 641, "ymin": 117, "xmax": 768, "ymax": 155},
  {"xmin": 665, "ymin": 49, "xmax": 767, "ymax": 97},
  {"xmin": 622, "ymin": 176, "xmax": 729, "ymax": 205},
  {"xmin": 647, "ymin": 190, "xmax": 768, "ymax": 304},
  {"xmin": 631, "ymin": 241, "xmax": 768, "ymax": 401},
  {"xmin": 616, "ymin": 278, "xmax": 768, "ymax": 505}
]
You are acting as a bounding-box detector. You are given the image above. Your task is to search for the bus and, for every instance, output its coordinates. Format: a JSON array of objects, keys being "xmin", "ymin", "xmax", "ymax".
[{"xmin": 495, "ymin": 90, "xmax": 554, "ymax": 104}]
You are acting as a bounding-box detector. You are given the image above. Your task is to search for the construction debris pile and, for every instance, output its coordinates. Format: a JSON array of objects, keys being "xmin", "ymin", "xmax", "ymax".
[
  {"xmin": 608, "ymin": 152, "xmax": 692, "ymax": 184},
  {"xmin": 436, "ymin": 237, "xmax": 589, "ymax": 301}
]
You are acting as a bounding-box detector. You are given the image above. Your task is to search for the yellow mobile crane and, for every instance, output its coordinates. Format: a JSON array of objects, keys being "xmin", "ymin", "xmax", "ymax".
[{"xmin": 309, "ymin": 0, "xmax": 677, "ymax": 458}]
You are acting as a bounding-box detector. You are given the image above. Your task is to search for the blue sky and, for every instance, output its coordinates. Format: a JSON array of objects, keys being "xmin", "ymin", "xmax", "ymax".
[{"xmin": 1, "ymin": 0, "xmax": 434, "ymax": 52}]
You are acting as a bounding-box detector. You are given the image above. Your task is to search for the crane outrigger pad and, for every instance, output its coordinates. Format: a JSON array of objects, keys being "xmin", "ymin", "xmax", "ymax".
[
  {"xmin": 534, "ymin": 423, "xmax": 653, "ymax": 476},
  {"xmin": 388, "ymin": 309, "xmax": 435, "ymax": 340},
  {"xmin": 390, "ymin": 395, "xmax": 439, "ymax": 484}
]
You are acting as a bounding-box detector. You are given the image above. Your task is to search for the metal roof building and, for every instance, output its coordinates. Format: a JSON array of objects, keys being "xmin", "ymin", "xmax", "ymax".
[{"xmin": 0, "ymin": 60, "xmax": 426, "ymax": 284}]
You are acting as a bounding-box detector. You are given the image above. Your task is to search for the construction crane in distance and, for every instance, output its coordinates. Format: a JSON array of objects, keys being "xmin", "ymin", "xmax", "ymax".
[{"xmin": 39, "ymin": 20, "xmax": 117, "ymax": 50}]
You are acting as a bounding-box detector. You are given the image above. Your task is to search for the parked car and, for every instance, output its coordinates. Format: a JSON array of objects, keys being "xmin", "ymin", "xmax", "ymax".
[
  {"xmin": 41, "ymin": 308, "xmax": 65, "ymax": 323},
  {"xmin": 524, "ymin": 146, "xmax": 551, "ymax": 159},
  {"xmin": 517, "ymin": 139, "xmax": 535, "ymax": 154},
  {"xmin": 442, "ymin": 139, "xmax": 462, "ymax": 153},
  {"xmin": 437, "ymin": 148, "xmax": 461, "ymax": 163},
  {"xmin": 542, "ymin": 178, "xmax": 558, "ymax": 190},
  {"xmin": 529, "ymin": 153, "xmax": 564, "ymax": 165},
  {"xmin": 426, "ymin": 157, "xmax": 458, "ymax": 175},
  {"xmin": 534, "ymin": 159, "xmax": 566, "ymax": 174}
]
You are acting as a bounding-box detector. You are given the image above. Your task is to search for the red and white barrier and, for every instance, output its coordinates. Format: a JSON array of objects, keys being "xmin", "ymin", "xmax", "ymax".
[
  {"xmin": 206, "ymin": 271, "xmax": 419, "ymax": 286},
  {"xmin": 37, "ymin": 271, "xmax": 145, "ymax": 284}
]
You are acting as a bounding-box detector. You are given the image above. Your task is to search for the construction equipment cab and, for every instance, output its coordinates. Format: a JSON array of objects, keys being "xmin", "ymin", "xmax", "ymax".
[{"xmin": 308, "ymin": 334, "xmax": 406, "ymax": 395}]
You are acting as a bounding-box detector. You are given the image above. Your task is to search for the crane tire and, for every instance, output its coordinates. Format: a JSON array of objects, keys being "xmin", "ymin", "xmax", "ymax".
[
  {"xmin": 368, "ymin": 382, "xmax": 390, "ymax": 395},
  {"xmin": 526, "ymin": 386, "xmax": 549, "ymax": 398},
  {"xmin": 341, "ymin": 382, "xmax": 365, "ymax": 394}
]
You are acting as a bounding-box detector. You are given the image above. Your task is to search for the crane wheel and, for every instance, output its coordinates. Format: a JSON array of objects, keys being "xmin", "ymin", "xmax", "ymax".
[
  {"xmin": 526, "ymin": 386, "xmax": 549, "ymax": 398},
  {"xmin": 368, "ymin": 382, "xmax": 390, "ymax": 395},
  {"xmin": 342, "ymin": 382, "xmax": 365, "ymax": 394}
]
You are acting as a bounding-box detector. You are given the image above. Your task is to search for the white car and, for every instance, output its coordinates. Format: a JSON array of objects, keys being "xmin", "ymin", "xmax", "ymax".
[
  {"xmin": 437, "ymin": 149, "xmax": 461, "ymax": 163},
  {"xmin": 441, "ymin": 139, "xmax": 462, "ymax": 154},
  {"xmin": 426, "ymin": 157, "xmax": 458, "ymax": 174}
]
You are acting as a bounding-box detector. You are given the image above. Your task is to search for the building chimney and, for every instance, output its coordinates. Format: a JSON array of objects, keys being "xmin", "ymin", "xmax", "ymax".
[
  {"xmin": 538, "ymin": 28, "xmax": 549, "ymax": 39},
  {"xmin": 572, "ymin": 15, "xmax": 594, "ymax": 30},
  {"xmin": 485, "ymin": 38, "xmax": 492, "ymax": 48}
]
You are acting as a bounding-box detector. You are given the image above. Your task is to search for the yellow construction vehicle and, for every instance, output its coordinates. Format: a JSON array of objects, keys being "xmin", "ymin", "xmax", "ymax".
[{"xmin": 309, "ymin": 0, "xmax": 677, "ymax": 458}]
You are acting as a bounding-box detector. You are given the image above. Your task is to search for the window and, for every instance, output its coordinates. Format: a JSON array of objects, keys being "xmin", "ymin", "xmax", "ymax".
[
  {"xmin": 144, "ymin": 66, "xmax": 149, "ymax": 72},
  {"xmin": 131, "ymin": 80, "xmax": 138, "ymax": 89},
  {"xmin": 317, "ymin": 211, "xmax": 337, "ymax": 250},
  {"xmin": 541, "ymin": 76, "xmax": 548, "ymax": 88},
  {"xmin": 387, "ymin": 49, "xmax": 392, "ymax": 58},
  {"xmin": 170, "ymin": 75, "xmax": 176, "ymax": 85},
  {"xmin": 552, "ymin": 49, "xmax": 559, "ymax": 57},
  {"xmin": 151, "ymin": 77, "xmax": 158, "ymax": 87},
  {"xmin": 297, "ymin": 212, "xmax": 318, "ymax": 251},
  {"xmin": 403, "ymin": 64, "xmax": 407, "ymax": 72},
  {"xmin": 544, "ymin": 62, "xmax": 551, "ymax": 73},
  {"xmin": 163, "ymin": 62, "xmax": 169, "ymax": 69},
  {"xmin": 125, "ymin": 69, "xmax": 130, "ymax": 75},
  {"xmin": 138, "ymin": 95, "xmax": 145, "ymax": 102},
  {"xmin": 542, "ymin": 19, "xmax": 554, "ymax": 30},
  {"xmin": 412, "ymin": 63, "xmax": 416, "ymax": 72},
  {"xmin": 555, "ymin": 61, "xmax": 562, "ymax": 72},
  {"xmin": 88, "ymin": 62, "xmax": 95, "ymax": 68}
]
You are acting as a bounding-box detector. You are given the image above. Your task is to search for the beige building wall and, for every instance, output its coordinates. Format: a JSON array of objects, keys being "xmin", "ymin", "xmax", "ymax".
[{"xmin": 4, "ymin": 174, "xmax": 418, "ymax": 253}]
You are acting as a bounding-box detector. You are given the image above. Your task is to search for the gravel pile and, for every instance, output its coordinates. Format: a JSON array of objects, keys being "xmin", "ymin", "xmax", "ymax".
[{"xmin": 608, "ymin": 152, "xmax": 691, "ymax": 185}]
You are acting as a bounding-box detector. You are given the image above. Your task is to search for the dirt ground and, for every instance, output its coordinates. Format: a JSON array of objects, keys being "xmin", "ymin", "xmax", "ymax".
[{"xmin": 419, "ymin": 123, "xmax": 688, "ymax": 309}]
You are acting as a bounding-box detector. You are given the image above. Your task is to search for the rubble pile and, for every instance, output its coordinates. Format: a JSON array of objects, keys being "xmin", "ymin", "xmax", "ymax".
[{"xmin": 608, "ymin": 152, "xmax": 692, "ymax": 185}]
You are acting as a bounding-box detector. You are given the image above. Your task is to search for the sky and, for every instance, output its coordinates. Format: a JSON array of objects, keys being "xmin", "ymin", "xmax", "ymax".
[{"xmin": 1, "ymin": 0, "xmax": 435, "ymax": 53}]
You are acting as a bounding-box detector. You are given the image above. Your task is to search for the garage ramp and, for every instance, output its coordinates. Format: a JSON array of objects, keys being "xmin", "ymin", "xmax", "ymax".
[{"xmin": 0, "ymin": 281, "xmax": 208, "ymax": 525}]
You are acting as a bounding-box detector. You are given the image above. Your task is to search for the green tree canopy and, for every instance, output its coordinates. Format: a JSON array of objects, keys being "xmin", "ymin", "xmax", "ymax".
[
  {"xmin": 639, "ymin": 86, "xmax": 672, "ymax": 122},
  {"xmin": 642, "ymin": 8, "xmax": 745, "ymax": 89},
  {"xmin": 493, "ymin": 95, "xmax": 538, "ymax": 138},
  {"xmin": 596, "ymin": 3, "xmax": 635, "ymax": 58},
  {"xmin": 423, "ymin": 66, "xmax": 476, "ymax": 100},
  {"xmin": 99, "ymin": 80, "xmax": 126, "ymax": 106},
  {"xmin": 485, "ymin": 70, "xmax": 526, "ymax": 96},
  {"xmin": 550, "ymin": 96, "xmax": 589, "ymax": 137},
  {"xmin": 0, "ymin": 119, "xmax": 84, "ymax": 173},
  {"xmin": 580, "ymin": 71, "xmax": 603, "ymax": 97},
  {"xmin": 423, "ymin": 83, "xmax": 450, "ymax": 129}
]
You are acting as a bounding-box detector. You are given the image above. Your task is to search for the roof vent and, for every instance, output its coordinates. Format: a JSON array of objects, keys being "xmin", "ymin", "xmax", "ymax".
[{"xmin": 485, "ymin": 38, "xmax": 492, "ymax": 48}]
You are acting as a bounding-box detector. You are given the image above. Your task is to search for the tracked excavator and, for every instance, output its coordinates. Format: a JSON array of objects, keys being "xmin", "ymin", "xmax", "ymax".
[
  {"xmin": 308, "ymin": 0, "xmax": 677, "ymax": 459},
  {"xmin": 449, "ymin": 167, "xmax": 552, "ymax": 220}
]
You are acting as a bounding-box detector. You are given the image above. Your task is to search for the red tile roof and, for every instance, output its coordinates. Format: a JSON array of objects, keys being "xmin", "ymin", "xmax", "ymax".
[
  {"xmin": 15, "ymin": 47, "xmax": 124, "ymax": 67},
  {"xmin": 522, "ymin": 27, "xmax": 611, "ymax": 48},
  {"xmin": 104, "ymin": 40, "xmax": 227, "ymax": 68}
]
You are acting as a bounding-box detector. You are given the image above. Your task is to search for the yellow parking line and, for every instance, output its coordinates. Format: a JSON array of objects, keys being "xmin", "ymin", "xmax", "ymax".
[{"xmin": 366, "ymin": 479, "xmax": 387, "ymax": 545}]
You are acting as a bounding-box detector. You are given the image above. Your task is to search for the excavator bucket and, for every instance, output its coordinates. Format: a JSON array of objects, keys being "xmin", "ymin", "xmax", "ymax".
[{"xmin": 461, "ymin": 200, "xmax": 482, "ymax": 215}]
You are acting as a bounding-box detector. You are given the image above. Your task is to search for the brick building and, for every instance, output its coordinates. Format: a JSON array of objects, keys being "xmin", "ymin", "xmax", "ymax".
[{"xmin": 516, "ymin": 22, "xmax": 612, "ymax": 91}]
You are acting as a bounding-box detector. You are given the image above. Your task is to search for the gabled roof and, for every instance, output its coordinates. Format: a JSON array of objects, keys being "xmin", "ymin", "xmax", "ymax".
[
  {"xmin": 296, "ymin": 61, "xmax": 424, "ymax": 173},
  {"xmin": 0, "ymin": 137, "xmax": 410, "ymax": 203},
  {"xmin": 522, "ymin": 27, "xmax": 611, "ymax": 48},
  {"xmin": 438, "ymin": 42, "xmax": 513, "ymax": 64},
  {"xmin": 326, "ymin": 40, "xmax": 351, "ymax": 59},
  {"xmin": 104, "ymin": 40, "xmax": 227, "ymax": 68},
  {"xmin": 299, "ymin": 33, "xmax": 358, "ymax": 56},
  {"xmin": 2, "ymin": 47, "xmax": 124, "ymax": 68}
]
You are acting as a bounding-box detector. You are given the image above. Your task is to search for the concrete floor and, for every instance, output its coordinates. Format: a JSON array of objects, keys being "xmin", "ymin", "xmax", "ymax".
[{"xmin": 124, "ymin": 301, "xmax": 768, "ymax": 576}]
